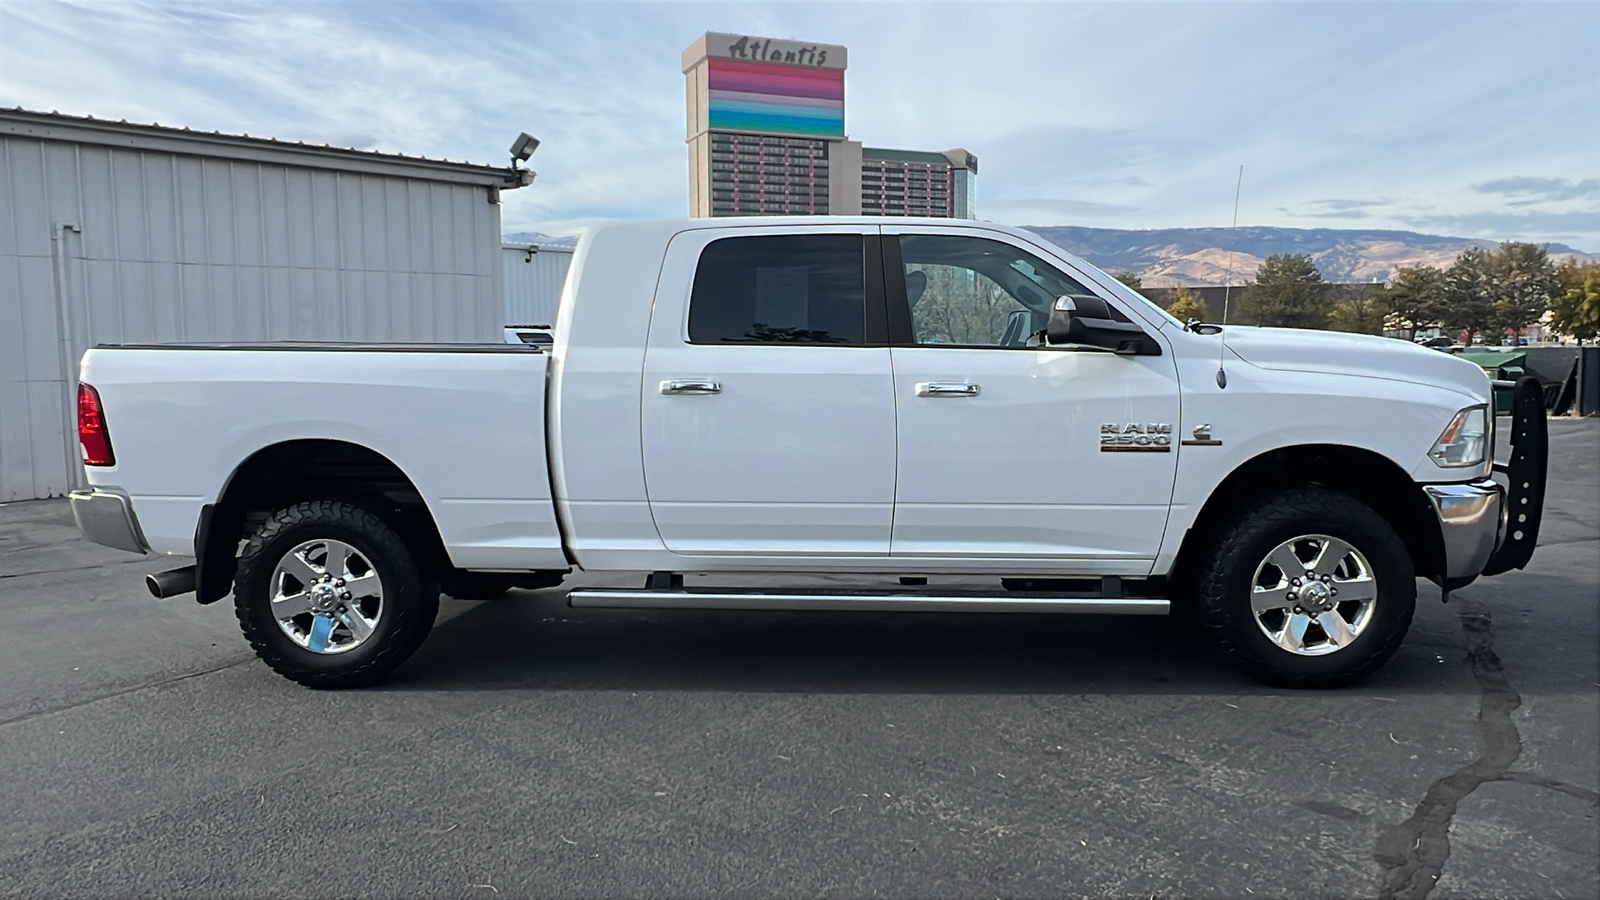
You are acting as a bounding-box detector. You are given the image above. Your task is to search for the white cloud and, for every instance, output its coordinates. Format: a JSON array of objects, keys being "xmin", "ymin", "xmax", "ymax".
[
  {"xmin": 2, "ymin": 1, "xmax": 1595, "ymax": 248},
  {"xmin": 1475, "ymin": 177, "xmax": 1600, "ymax": 203}
]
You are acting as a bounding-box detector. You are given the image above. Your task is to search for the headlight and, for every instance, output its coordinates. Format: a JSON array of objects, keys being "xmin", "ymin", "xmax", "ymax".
[{"xmin": 1429, "ymin": 405, "xmax": 1489, "ymax": 468}]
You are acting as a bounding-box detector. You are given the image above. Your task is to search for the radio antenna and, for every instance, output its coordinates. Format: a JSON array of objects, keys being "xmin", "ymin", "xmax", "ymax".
[{"xmin": 1216, "ymin": 165, "xmax": 1244, "ymax": 389}]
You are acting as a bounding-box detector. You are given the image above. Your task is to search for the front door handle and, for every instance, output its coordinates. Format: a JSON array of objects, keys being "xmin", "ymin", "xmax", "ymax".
[
  {"xmin": 916, "ymin": 382, "xmax": 980, "ymax": 397},
  {"xmin": 660, "ymin": 379, "xmax": 722, "ymax": 395}
]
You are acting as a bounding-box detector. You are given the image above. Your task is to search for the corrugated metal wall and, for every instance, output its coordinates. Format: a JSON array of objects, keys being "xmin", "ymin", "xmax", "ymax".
[
  {"xmin": 502, "ymin": 244, "xmax": 573, "ymax": 326},
  {"xmin": 0, "ymin": 135, "xmax": 504, "ymax": 501}
]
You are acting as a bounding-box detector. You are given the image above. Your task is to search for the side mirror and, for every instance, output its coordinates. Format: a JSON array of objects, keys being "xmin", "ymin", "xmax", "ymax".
[{"xmin": 1046, "ymin": 295, "xmax": 1162, "ymax": 356}]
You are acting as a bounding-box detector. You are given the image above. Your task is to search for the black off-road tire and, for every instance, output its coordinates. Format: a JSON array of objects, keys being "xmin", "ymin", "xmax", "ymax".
[
  {"xmin": 1195, "ymin": 487, "xmax": 1416, "ymax": 687},
  {"xmin": 234, "ymin": 500, "xmax": 439, "ymax": 689}
]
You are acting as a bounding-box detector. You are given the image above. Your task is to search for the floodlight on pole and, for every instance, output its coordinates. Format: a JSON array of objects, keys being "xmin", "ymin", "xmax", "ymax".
[{"xmin": 510, "ymin": 132, "xmax": 540, "ymax": 166}]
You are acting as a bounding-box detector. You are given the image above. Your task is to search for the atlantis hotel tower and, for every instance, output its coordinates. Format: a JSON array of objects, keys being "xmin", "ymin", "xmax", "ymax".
[{"xmin": 683, "ymin": 32, "xmax": 976, "ymax": 218}]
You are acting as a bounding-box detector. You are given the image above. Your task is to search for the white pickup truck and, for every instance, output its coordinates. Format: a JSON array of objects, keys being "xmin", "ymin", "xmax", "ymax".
[{"xmin": 70, "ymin": 217, "xmax": 1547, "ymax": 689}]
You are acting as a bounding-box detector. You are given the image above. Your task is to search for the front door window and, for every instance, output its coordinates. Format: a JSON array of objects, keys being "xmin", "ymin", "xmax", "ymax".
[{"xmin": 899, "ymin": 235, "xmax": 1096, "ymax": 348}]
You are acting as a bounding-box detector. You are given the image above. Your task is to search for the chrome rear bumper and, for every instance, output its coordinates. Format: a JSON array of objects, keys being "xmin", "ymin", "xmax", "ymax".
[
  {"xmin": 1423, "ymin": 479, "xmax": 1503, "ymax": 582},
  {"xmin": 69, "ymin": 489, "xmax": 149, "ymax": 555}
]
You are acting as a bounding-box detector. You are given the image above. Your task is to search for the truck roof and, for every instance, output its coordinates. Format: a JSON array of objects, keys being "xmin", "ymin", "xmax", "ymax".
[{"xmin": 588, "ymin": 215, "xmax": 1020, "ymax": 232}]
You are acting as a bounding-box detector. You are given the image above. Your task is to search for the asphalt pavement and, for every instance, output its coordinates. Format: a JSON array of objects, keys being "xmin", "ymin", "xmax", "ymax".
[{"xmin": 1, "ymin": 421, "xmax": 1595, "ymax": 899}]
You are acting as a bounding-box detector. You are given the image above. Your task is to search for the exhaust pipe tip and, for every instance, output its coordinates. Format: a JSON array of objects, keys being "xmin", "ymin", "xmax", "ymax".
[{"xmin": 146, "ymin": 565, "xmax": 197, "ymax": 599}]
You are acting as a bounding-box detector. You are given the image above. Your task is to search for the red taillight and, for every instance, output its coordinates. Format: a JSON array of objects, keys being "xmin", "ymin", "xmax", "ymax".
[{"xmin": 78, "ymin": 383, "xmax": 115, "ymax": 466}]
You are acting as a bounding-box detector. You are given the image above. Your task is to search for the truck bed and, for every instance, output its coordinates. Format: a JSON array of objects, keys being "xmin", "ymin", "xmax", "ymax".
[{"xmin": 79, "ymin": 342, "xmax": 567, "ymax": 571}]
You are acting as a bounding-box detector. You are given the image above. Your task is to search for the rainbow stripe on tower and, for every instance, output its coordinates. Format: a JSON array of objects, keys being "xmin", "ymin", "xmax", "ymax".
[
  {"xmin": 684, "ymin": 33, "xmax": 849, "ymax": 142},
  {"xmin": 705, "ymin": 58, "xmax": 845, "ymax": 138}
]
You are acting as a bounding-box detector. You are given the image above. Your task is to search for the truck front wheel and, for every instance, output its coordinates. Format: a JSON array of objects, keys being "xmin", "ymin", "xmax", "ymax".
[
  {"xmin": 233, "ymin": 500, "xmax": 439, "ymax": 688},
  {"xmin": 1195, "ymin": 487, "xmax": 1416, "ymax": 687}
]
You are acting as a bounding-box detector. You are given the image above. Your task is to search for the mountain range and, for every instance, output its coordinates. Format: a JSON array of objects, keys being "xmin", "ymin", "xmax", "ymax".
[
  {"xmin": 505, "ymin": 232, "xmax": 579, "ymax": 249},
  {"xmin": 507, "ymin": 227, "xmax": 1596, "ymax": 288},
  {"xmin": 1023, "ymin": 226, "xmax": 1597, "ymax": 287}
]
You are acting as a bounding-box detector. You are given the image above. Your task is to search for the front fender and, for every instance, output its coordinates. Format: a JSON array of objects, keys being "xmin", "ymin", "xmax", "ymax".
[{"xmin": 1155, "ymin": 356, "xmax": 1484, "ymax": 574}]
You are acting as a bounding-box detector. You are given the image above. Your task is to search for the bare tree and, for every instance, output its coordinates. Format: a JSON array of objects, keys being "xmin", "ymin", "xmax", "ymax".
[{"xmin": 909, "ymin": 264, "xmax": 1020, "ymax": 345}]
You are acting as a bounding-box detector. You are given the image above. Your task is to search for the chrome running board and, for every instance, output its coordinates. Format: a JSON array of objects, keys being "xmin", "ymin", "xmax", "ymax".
[{"xmin": 567, "ymin": 589, "xmax": 1169, "ymax": 616}]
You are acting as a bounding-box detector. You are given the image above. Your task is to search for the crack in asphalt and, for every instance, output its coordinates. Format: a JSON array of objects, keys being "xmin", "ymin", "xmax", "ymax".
[
  {"xmin": 1371, "ymin": 596, "xmax": 1592, "ymax": 900},
  {"xmin": 1499, "ymin": 770, "xmax": 1600, "ymax": 806},
  {"xmin": 1374, "ymin": 598, "xmax": 1519, "ymax": 899},
  {"xmin": 0, "ymin": 657, "xmax": 255, "ymax": 728}
]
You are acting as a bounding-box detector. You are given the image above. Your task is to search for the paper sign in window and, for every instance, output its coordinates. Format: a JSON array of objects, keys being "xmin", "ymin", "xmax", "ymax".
[{"xmin": 754, "ymin": 266, "xmax": 810, "ymax": 330}]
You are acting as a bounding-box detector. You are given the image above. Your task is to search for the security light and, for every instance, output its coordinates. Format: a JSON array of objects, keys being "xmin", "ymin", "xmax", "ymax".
[{"xmin": 510, "ymin": 132, "xmax": 540, "ymax": 164}]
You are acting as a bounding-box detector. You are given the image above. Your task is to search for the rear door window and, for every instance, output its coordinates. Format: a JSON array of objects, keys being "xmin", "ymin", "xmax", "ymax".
[{"xmin": 688, "ymin": 235, "xmax": 866, "ymax": 344}]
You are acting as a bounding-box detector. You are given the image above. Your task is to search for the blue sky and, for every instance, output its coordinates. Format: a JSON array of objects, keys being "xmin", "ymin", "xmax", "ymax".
[{"xmin": 3, "ymin": 1, "xmax": 1595, "ymax": 249}]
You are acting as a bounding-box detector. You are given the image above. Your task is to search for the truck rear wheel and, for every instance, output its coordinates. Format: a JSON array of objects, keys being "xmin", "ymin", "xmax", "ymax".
[
  {"xmin": 234, "ymin": 500, "xmax": 439, "ymax": 689},
  {"xmin": 1195, "ymin": 487, "xmax": 1415, "ymax": 687}
]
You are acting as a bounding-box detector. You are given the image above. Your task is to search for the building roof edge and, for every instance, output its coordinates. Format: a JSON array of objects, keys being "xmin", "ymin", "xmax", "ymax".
[{"xmin": 0, "ymin": 108, "xmax": 528, "ymax": 188}]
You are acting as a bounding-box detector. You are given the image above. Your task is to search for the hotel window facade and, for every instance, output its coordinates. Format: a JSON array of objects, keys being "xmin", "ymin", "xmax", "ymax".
[
  {"xmin": 708, "ymin": 133, "xmax": 831, "ymax": 216},
  {"xmin": 860, "ymin": 150, "xmax": 974, "ymax": 218}
]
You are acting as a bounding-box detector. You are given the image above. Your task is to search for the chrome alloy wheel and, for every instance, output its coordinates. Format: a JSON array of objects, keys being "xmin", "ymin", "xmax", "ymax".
[
  {"xmin": 269, "ymin": 539, "xmax": 384, "ymax": 654},
  {"xmin": 1250, "ymin": 534, "xmax": 1378, "ymax": 656}
]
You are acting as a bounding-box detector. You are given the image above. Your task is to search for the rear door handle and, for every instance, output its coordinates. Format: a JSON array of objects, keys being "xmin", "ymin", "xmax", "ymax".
[
  {"xmin": 660, "ymin": 379, "xmax": 722, "ymax": 395},
  {"xmin": 916, "ymin": 382, "xmax": 980, "ymax": 397}
]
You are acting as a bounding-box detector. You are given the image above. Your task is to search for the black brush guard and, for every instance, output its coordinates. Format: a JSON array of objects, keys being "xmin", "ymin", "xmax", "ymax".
[{"xmin": 1482, "ymin": 376, "xmax": 1547, "ymax": 576}]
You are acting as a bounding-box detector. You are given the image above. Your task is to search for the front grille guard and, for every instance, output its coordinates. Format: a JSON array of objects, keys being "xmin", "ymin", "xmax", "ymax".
[{"xmin": 1482, "ymin": 376, "xmax": 1547, "ymax": 576}]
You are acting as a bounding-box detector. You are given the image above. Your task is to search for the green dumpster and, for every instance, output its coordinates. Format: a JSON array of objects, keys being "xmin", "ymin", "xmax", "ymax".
[{"xmin": 1458, "ymin": 350, "xmax": 1526, "ymax": 413}]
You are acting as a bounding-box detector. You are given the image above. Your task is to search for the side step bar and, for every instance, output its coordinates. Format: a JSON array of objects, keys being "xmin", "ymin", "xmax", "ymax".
[{"xmin": 568, "ymin": 589, "xmax": 1169, "ymax": 616}]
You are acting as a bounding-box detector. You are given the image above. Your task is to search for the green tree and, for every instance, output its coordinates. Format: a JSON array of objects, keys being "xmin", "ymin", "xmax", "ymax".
[
  {"xmin": 1489, "ymin": 242, "xmax": 1559, "ymax": 339},
  {"xmin": 1440, "ymin": 247, "xmax": 1495, "ymax": 345},
  {"xmin": 1110, "ymin": 270, "xmax": 1144, "ymax": 291},
  {"xmin": 1550, "ymin": 259, "xmax": 1600, "ymax": 342},
  {"xmin": 1326, "ymin": 292, "xmax": 1386, "ymax": 335},
  {"xmin": 1236, "ymin": 254, "xmax": 1330, "ymax": 328},
  {"xmin": 1382, "ymin": 266, "xmax": 1446, "ymax": 341},
  {"xmin": 1165, "ymin": 286, "xmax": 1209, "ymax": 324}
]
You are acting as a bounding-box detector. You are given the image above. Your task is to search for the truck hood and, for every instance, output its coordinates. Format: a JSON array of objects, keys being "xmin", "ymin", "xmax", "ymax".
[{"xmin": 1221, "ymin": 326, "xmax": 1489, "ymax": 400}]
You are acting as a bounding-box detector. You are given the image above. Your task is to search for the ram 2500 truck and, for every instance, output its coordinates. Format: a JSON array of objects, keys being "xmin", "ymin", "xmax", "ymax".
[{"xmin": 69, "ymin": 217, "xmax": 1547, "ymax": 689}]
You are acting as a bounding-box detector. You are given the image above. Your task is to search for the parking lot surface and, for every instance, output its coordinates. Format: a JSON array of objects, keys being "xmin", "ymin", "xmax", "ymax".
[{"xmin": 1, "ymin": 421, "xmax": 1595, "ymax": 899}]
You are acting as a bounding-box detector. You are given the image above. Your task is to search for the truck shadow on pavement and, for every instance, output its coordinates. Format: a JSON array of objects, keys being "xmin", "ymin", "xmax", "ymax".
[{"xmin": 384, "ymin": 587, "xmax": 1461, "ymax": 696}]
